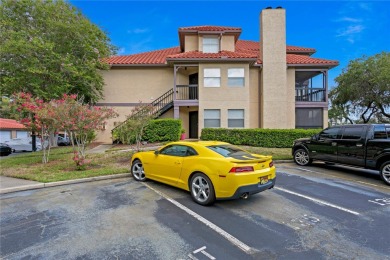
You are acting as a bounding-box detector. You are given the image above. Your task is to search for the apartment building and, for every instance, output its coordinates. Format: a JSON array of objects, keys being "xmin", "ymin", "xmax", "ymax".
[{"xmin": 96, "ymin": 7, "xmax": 338, "ymax": 143}]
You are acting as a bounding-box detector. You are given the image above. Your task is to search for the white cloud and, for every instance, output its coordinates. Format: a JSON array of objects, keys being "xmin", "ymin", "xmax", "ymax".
[
  {"xmin": 336, "ymin": 17, "xmax": 362, "ymax": 23},
  {"xmin": 358, "ymin": 3, "xmax": 373, "ymax": 12},
  {"xmin": 127, "ymin": 28, "xmax": 149, "ymax": 34},
  {"xmin": 333, "ymin": 2, "xmax": 372, "ymax": 44},
  {"xmin": 336, "ymin": 25, "xmax": 365, "ymax": 37}
]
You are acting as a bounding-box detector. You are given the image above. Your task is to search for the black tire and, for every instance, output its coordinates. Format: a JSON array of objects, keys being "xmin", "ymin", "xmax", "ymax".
[
  {"xmin": 131, "ymin": 159, "xmax": 146, "ymax": 182},
  {"xmin": 189, "ymin": 173, "xmax": 215, "ymax": 206},
  {"xmin": 379, "ymin": 161, "xmax": 390, "ymax": 186},
  {"xmin": 293, "ymin": 148, "xmax": 312, "ymax": 166}
]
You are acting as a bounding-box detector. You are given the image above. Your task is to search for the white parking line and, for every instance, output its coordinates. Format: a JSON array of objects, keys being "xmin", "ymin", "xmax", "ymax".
[
  {"xmin": 275, "ymin": 187, "xmax": 360, "ymax": 216},
  {"xmin": 143, "ymin": 183, "xmax": 256, "ymax": 255}
]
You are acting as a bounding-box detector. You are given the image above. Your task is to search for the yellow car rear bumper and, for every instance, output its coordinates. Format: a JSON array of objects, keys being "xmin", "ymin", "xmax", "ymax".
[{"xmin": 217, "ymin": 177, "xmax": 276, "ymax": 200}]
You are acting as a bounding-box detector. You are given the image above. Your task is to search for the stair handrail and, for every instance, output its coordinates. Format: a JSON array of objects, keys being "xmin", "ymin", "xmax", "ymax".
[{"xmin": 112, "ymin": 88, "xmax": 174, "ymax": 132}]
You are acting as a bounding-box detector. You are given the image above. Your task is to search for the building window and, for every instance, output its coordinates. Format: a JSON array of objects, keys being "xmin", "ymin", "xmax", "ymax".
[
  {"xmin": 204, "ymin": 109, "xmax": 220, "ymax": 128},
  {"xmin": 295, "ymin": 108, "xmax": 323, "ymax": 129},
  {"xmin": 204, "ymin": 68, "xmax": 221, "ymax": 87},
  {"xmin": 228, "ymin": 68, "xmax": 245, "ymax": 87},
  {"xmin": 228, "ymin": 109, "xmax": 244, "ymax": 128},
  {"xmin": 203, "ymin": 36, "xmax": 219, "ymax": 53}
]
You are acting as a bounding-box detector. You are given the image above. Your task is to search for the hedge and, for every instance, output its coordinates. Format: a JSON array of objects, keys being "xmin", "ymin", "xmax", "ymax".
[
  {"xmin": 142, "ymin": 119, "xmax": 182, "ymax": 142},
  {"xmin": 200, "ymin": 128, "xmax": 321, "ymax": 148}
]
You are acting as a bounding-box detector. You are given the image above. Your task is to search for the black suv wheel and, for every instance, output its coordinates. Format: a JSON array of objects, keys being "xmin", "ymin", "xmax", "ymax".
[
  {"xmin": 379, "ymin": 161, "xmax": 390, "ymax": 185},
  {"xmin": 293, "ymin": 148, "xmax": 312, "ymax": 166}
]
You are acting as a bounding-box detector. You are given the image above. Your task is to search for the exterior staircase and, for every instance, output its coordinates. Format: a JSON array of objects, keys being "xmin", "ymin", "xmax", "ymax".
[{"xmin": 112, "ymin": 88, "xmax": 174, "ymax": 132}]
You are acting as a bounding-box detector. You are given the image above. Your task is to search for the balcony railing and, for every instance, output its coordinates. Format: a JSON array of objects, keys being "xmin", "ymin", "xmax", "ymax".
[
  {"xmin": 176, "ymin": 85, "xmax": 198, "ymax": 100},
  {"xmin": 295, "ymin": 88, "xmax": 326, "ymax": 102}
]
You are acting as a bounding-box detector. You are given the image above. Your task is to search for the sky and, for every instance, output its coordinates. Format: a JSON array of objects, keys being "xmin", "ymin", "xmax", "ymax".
[{"xmin": 71, "ymin": 0, "xmax": 390, "ymax": 87}]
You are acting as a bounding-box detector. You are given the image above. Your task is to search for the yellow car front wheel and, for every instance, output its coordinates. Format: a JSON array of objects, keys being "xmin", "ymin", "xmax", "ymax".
[
  {"xmin": 190, "ymin": 173, "xmax": 215, "ymax": 206},
  {"xmin": 131, "ymin": 159, "xmax": 146, "ymax": 182}
]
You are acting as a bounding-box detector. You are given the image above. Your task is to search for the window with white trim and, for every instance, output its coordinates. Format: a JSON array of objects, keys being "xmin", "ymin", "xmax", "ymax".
[
  {"xmin": 228, "ymin": 109, "xmax": 244, "ymax": 128},
  {"xmin": 204, "ymin": 68, "xmax": 221, "ymax": 87},
  {"xmin": 202, "ymin": 36, "xmax": 219, "ymax": 53},
  {"xmin": 204, "ymin": 109, "xmax": 220, "ymax": 128},
  {"xmin": 228, "ymin": 68, "xmax": 245, "ymax": 87}
]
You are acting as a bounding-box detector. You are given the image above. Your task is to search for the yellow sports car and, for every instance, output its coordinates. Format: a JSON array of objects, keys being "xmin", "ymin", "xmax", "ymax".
[{"xmin": 131, "ymin": 141, "xmax": 276, "ymax": 206}]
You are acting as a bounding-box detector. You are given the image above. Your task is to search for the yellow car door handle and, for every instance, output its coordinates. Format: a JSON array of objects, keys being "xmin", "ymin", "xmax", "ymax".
[{"xmin": 175, "ymin": 161, "xmax": 181, "ymax": 165}]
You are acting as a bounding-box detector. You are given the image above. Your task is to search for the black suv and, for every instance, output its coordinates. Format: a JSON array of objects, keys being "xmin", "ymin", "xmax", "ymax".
[{"xmin": 292, "ymin": 124, "xmax": 390, "ymax": 185}]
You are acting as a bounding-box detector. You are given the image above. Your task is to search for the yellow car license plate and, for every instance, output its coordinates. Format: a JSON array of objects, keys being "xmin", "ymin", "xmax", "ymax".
[{"xmin": 259, "ymin": 176, "xmax": 269, "ymax": 185}]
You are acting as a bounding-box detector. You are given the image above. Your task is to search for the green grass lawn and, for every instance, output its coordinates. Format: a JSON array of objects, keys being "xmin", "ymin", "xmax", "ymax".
[
  {"xmin": 0, "ymin": 145, "xmax": 292, "ymax": 183},
  {"xmin": 0, "ymin": 146, "xmax": 133, "ymax": 183}
]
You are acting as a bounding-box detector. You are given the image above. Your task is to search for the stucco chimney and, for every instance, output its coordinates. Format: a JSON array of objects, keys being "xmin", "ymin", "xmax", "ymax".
[{"xmin": 260, "ymin": 8, "xmax": 294, "ymax": 128}]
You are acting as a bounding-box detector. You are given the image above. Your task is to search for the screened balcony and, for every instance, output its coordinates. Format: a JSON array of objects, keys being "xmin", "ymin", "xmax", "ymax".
[{"xmin": 295, "ymin": 70, "xmax": 327, "ymax": 102}]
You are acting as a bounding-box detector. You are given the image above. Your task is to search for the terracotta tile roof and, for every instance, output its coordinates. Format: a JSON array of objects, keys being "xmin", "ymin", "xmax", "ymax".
[
  {"xmin": 0, "ymin": 118, "xmax": 26, "ymax": 130},
  {"xmin": 179, "ymin": 25, "xmax": 241, "ymax": 32},
  {"xmin": 286, "ymin": 54, "xmax": 339, "ymax": 65},
  {"xmin": 236, "ymin": 40, "xmax": 316, "ymax": 54},
  {"xmin": 167, "ymin": 50, "xmax": 257, "ymax": 60},
  {"xmin": 286, "ymin": 45, "xmax": 316, "ymax": 53},
  {"xmin": 104, "ymin": 47, "xmax": 180, "ymax": 65},
  {"xmin": 104, "ymin": 40, "xmax": 336, "ymax": 67}
]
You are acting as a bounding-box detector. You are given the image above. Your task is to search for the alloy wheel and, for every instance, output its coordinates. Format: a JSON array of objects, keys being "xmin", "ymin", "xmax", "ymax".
[
  {"xmin": 191, "ymin": 176, "xmax": 211, "ymax": 203},
  {"xmin": 380, "ymin": 162, "xmax": 390, "ymax": 185},
  {"xmin": 294, "ymin": 149, "xmax": 311, "ymax": 166},
  {"xmin": 131, "ymin": 160, "xmax": 146, "ymax": 181}
]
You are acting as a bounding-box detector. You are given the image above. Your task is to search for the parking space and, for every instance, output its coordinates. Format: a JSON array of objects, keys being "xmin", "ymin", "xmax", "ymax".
[{"xmin": 1, "ymin": 163, "xmax": 389, "ymax": 259}]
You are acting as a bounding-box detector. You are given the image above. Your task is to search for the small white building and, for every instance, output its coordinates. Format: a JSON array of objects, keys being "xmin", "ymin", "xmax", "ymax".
[{"xmin": 0, "ymin": 118, "xmax": 29, "ymax": 142}]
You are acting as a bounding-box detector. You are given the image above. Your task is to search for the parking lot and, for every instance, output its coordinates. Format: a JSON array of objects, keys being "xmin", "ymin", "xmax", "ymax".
[{"xmin": 1, "ymin": 162, "xmax": 389, "ymax": 259}]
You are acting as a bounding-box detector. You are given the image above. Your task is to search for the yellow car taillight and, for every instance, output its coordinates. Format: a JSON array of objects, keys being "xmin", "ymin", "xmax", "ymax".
[
  {"xmin": 269, "ymin": 161, "xmax": 274, "ymax": 168},
  {"xmin": 229, "ymin": 166, "xmax": 254, "ymax": 173}
]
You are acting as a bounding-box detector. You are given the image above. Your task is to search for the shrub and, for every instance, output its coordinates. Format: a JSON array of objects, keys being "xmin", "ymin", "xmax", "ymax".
[
  {"xmin": 201, "ymin": 128, "xmax": 321, "ymax": 148},
  {"xmin": 143, "ymin": 119, "xmax": 182, "ymax": 142}
]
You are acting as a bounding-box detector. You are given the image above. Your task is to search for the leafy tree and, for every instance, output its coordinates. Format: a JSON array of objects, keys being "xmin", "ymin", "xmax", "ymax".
[
  {"xmin": 329, "ymin": 52, "xmax": 390, "ymax": 123},
  {"xmin": 12, "ymin": 92, "xmax": 118, "ymax": 167},
  {"xmin": 52, "ymin": 94, "xmax": 118, "ymax": 169},
  {"xmin": 0, "ymin": 97, "xmax": 14, "ymax": 118},
  {"xmin": 0, "ymin": 0, "xmax": 116, "ymax": 103},
  {"xmin": 115, "ymin": 103, "xmax": 156, "ymax": 151},
  {"xmin": 11, "ymin": 92, "xmax": 60, "ymax": 163}
]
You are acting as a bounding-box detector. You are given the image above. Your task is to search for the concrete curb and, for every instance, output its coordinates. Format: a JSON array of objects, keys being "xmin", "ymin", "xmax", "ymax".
[
  {"xmin": 0, "ymin": 173, "xmax": 132, "ymax": 195},
  {"xmin": 0, "ymin": 159, "xmax": 293, "ymax": 195}
]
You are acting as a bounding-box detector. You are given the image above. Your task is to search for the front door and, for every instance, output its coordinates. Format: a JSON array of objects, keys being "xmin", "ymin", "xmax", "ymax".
[
  {"xmin": 189, "ymin": 111, "xmax": 198, "ymax": 139},
  {"xmin": 336, "ymin": 125, "xmax": 367, "ymax": 166},
  {"xmin": 308, "ymin": 126, "xmax": 341, "ymax": 162}
]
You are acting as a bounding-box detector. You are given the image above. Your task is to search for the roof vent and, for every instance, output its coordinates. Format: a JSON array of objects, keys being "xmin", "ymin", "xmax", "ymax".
[
  {"xmin": 276, "ymin": 6, "xmax": 283, "ymax": 9},
  {"xmin": 266, "ymin": 7, "xmax": 272, "ymax": 9}
]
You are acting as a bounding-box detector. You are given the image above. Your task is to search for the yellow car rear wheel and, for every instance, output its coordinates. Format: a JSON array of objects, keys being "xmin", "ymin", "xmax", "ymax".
[{"xmin": 190, "ymin": 173, "xmax": 215, "ymax": 206}]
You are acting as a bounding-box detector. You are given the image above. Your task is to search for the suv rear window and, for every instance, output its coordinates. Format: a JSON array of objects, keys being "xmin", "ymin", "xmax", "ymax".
[
  {"xmin": 374, "ymin": 125, "xmax": 389, "ymax": 139},
  {"xmin": 341, "ymin": 126, "xmax": 365, "ymax": 139}
]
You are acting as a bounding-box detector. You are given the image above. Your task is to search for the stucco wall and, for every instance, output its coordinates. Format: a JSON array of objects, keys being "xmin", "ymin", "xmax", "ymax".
[
  {"xmin": 184, "ymin": 35, "xmax": 198, "ymax": 52},
  {"xmin": 96, "ymin": 106, "xmax": 133, "ymax": 143},
  {"xmin": 221, "ymin": 35, "xmax": 235, "ymax": 51},
  {"xmin": 100, "ymin": 67, "xmax": 174, "ymax": 103},
  {"xmin": 198, "ymin": 63, "xmax": 251, "ymax": 134},
  {"xmin": 260, "ymin": 9, "xmax": 295, "ymax": 129},
  {"xmin": 249, "ymin": 68, "xmax": 260, "ymax": 128}
]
